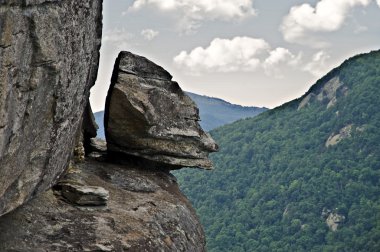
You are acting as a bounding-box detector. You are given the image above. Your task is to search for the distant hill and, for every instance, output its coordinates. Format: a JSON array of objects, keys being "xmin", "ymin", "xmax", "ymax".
[
  {"xmin": 186, "ymin": 92, "xmax": 266, "ymax": 131},
  {"xmin": 175, "ymin": 50, "xmax": 380, "ymax": 251},
  {"xmin": 93, "ymin": 93, "xmax": 266, "ymax": 139},
  {"xmin": 93, "ymin": 111, "xmax": 105, "ymax": 139}
]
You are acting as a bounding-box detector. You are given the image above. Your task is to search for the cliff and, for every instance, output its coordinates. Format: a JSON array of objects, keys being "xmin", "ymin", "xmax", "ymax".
[
  {"xmin": 0, "ymin": 146, "xmax": 206, "ymax": 251},
  {"xmin": 0, "ymin": 3, "xmax": 213, "ymax": 249},
  {"xmin": 0, "ymin": 0, "xmax": 102, "ymax": 216},
  {"xmin": 175, "ymin": 50, "xmax": 380, "ymax": 251}
]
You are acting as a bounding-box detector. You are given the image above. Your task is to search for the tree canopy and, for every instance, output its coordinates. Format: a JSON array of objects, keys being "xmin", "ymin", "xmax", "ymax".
[{"xmin": 175, "ymin": 50, "xmax": 380, "ymax": 251}]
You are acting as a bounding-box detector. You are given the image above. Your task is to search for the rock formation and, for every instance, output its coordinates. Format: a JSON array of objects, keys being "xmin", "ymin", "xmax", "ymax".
[
  {"xmin": 325, "ymin": 124, "xmax": 353, "ymax": 147},
  {"xmin": 322, "ymin": 208, "xmax": 346, "ymax": 232},
  {"xmin": 104, "ymin": 51, "xmax": 218, "ymax": 169},
  {"xmin": 0, "ymin": 0, "xmax": 103, "ymax": 216},
  {"xmin": 0, "ymin": 2, "xmax": 209, "ymax": 251},
  {"xmin": 0, "ymin": 142, "xmax": 206, "ymax": 252},
  {"xmin": 297, "ymin": 76, "xmax": 349, "ymax": 110}
]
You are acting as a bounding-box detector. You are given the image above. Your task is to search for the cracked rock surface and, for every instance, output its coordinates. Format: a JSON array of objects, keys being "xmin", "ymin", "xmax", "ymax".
[
  {"xmin": 104, "ymin": 51, "xmax": 218, "ymax": 170},
  {"xmin": 0, "ymin": 155, "xmax": 206, "ymax": 252},
  {"xmin": 0, "ymin": 0, "xmax": 102, "ymax": 216}
]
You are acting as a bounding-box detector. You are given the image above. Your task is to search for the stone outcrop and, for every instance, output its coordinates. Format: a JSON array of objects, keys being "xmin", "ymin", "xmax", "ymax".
[
  {"xmin": 298, "ymin": 77, "xmax": 349, "ymax": 110},
  {"xmin": 325, "ymin": 124, "xmax": 353, "ymax": 147},
  {"xmin": 0, "ymin": 0, "xmax": 102, "ymax": 216},
  {"xmin": 60, "ymin": 183, "xmax": 109, "ymax": 206},
  {"xmin": 0, "ymin": 3, "xmax": 208, "ymax": 250},
  {"xmin": 322, "ymin": 208, "xmax": 346, "ymax": 232},
  {"xmin": 326, "ymin": 212, "xmax": 346, "ymax": 232},
  {"xmin": 104, "ymin": 51, "xmax": 218, "ymax": 169},
  {"xmin": 0, "ymin": 151, "xmax": 206, "ymax": 252}
]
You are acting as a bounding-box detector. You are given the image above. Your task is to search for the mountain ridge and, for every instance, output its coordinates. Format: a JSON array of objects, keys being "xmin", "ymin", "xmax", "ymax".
[{"xmin": 176, "ymin": 49, "xmax": 380, "ymax": 251}]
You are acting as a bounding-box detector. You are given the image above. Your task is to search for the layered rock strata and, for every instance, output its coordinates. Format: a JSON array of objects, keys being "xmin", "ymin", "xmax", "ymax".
[
  {"xmin": 0, "ymin": 2, "xmax": 210, "ymax": 249},
  {"xmin": 0, "ymin": 0, "xmax": 103, "ymax": 215},
  {"xmin": 104, "ymin": 51, "xmax": 218, "ymax": 169},
  {"xmin": 0, "ymin": 149, "xmax": 206, "ymax": 252}
]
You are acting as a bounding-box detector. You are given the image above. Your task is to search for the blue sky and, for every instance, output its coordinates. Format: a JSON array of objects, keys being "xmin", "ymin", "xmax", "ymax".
[{"xmin": 91, "ymin": 0, "xmax": 380, "ymax": 112}]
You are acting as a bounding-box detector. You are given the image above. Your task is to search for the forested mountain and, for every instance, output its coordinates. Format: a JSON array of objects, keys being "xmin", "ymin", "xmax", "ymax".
[
  {"xmin": 175, "ymin": 50, "xmax": 380, "ymax": 251},
  {"xmin": 94, "ymin": 93, "xmax": 266, "ymax": 138}
]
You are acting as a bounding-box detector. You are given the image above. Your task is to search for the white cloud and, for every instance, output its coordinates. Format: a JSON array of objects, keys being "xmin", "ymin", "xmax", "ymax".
[
  {"xmin": 263, "ymin": 48, "xmax": 302, "ymax": 78},
  {"xmin": 128, "ymin": 0, "xmax": 255, "ymax": 33},
  {"xmin": 303, "ymin": 51, "xmax": 331, "ymax": 77},
  {"xmin": 141, "ymin": 29, "xmax": 159, "ymax": 40},
  {"xmin": 174, "ymin": 37, "xmax": 270, "ymax": 74},
  {"xmin": 173, "ymin": 37, "xmax": 301, "ymax": 76},
  {"xmin": 281, "ymin": 0, "xmax": 371, "ymax": 46},
  {"xmin": 377, "ymin": 0, "xmax": 380, "ymax": 7},
  {"xmin": 102, "ymin": 28, "xmax": 133, "ymax": 51},
  {"xmin": 175, "ymin": 38, "xmax": 335, "ymax": 79}
]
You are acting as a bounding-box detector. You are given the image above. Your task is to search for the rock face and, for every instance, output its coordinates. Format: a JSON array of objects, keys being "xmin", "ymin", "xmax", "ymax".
[
  {"xmin": 297, "ymin": 77, "xmax": 348, "ymax": 110},
  {"xmin": 0, "ymin": 0, "xmax": 102, "ymax": 215},
  {"xmin": 60, "ymin": 184, "xmax": 109, "ymax": 206},
  {"xmin": 0, "ymin": 153, "xmax": 206, "ymax": 252},
  {"xmin": 326, "ymin": 212, "xmax": 346, "ymax": 232},
  {"xmin": 0, "ymin": 2, "xmax": 208, "ymax": 251},
  {"xmin": 325, "ymin": 124, "xmax": 353, "ymax": 147},
  {"xmin": 322, "ymin": 208, "xmax": 346, "ymax": 232},
  {"xmin": 105, "ymin": 52, "xmax": 218, "ymax": 169}
]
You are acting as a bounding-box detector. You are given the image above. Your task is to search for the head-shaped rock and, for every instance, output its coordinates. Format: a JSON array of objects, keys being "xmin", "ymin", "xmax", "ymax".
[{"xmin": 104, "ymin": 51, "xmax": 218, "ymax": 169}]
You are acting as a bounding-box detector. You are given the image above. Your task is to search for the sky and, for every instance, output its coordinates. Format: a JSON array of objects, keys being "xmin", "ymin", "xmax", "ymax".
[{"xmin": 90, "ymin": 0, "xmax": 380, "ymax": 112}]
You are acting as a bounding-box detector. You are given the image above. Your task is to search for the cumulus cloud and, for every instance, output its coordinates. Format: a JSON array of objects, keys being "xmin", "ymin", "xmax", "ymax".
[
  {"xmin": 141, "ymin": 29, "xmax": 159, "ymax": 40},
  {"xmin": 128, "ymin": 0, "xmax": 255, "ymax": 33},
  {"xmin": 303, "ymin": 51, "xmax": 331, "ymax": 77},
  {"xmin": 173, "ymin": 37, "xmax": 301, "ymax": 76},
  {"xmin": 377, "ymin": 0, "xmax": 380, "ymax": 7},
  {"xmin": 281, "ymin": 0, "xmax": 371, "ymax": 46},
  {"xmin": 174, "ymin": 37, "xmax": 270, "ymax": 74},
  {"xmin": 263, "ymin": 48, "xmax": 302, "ymax": 78}
]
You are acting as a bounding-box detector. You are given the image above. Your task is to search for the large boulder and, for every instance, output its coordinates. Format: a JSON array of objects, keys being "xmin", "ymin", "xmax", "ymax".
[
  {"xmin": 0, "ymin": 154, "xmax": 206, "ymax": 252},
  {"xmin": 104, "ymin": 52, "xmax": 218, "ymax": 169},
  {"xmin": 0, "ymin": 0, "xmax": 102, "ymax": 216}
]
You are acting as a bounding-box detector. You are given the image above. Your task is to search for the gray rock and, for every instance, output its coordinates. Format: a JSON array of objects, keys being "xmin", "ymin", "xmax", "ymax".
[
  {"xmin": 325, "ymin": 124, "xmax": 353, "ymax": 147},
  {"xmin": 0, "ymin": 0, "xmax": 103, "ymax": 216},
  {"xmin": 60, "ymin": 183, "xmax": 109, "ymax": 206},
  {"xmin": 90, "ymin": 137, "xmax": 108, "ymax": 153},
  {"xmin": 104, "ymin": 51, "xmax": 218, "ymax": 170},
  {"xmin": 0, "ymin": 157, "xmax": 206, "ymax": 252}
]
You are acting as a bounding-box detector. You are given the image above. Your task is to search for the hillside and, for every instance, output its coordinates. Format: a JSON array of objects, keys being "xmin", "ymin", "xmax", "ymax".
[
  {"xmin": 175, "ymin": 50, "xmax": 380, "ymax": 251},
  {"xmin": 94, "ymin": 93, "xmax": 266, "ymax": 138}
]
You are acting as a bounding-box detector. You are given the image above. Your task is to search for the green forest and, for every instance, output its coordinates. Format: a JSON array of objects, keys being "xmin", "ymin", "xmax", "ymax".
[{"xmin": 175, "ymin": 50, "xmax": 380, "ymax": 251}]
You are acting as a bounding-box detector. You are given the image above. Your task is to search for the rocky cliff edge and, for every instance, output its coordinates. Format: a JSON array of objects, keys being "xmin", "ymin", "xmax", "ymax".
[{"xmin": 0, "ymin": 3, "xmax": 212, "ymax": 250}]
